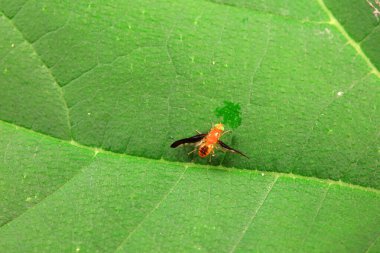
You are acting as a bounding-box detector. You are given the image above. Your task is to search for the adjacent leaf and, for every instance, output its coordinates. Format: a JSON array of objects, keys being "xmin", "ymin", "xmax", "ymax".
[{"xmin": 0, "ymin": 0, "xmax": 379, "ymax": 252}]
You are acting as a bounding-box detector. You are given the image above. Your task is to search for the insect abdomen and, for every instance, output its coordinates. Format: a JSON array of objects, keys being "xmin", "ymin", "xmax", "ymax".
[{"xmin": 198, "ymin": 144, "xmax": 211, "ymax": 158}]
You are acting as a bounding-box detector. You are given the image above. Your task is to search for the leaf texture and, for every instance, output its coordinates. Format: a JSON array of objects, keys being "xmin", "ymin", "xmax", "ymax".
[{"xmin": 0, "ymin": 0, "xmax": 379, "ymax": 251}]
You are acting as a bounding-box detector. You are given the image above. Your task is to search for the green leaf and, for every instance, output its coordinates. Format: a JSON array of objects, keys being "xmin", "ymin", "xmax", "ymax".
[
  {"xmin": 323, "ymin": 0, "xmax": 380, "ymax": 70},
  {"xmin": 0, "ymin": 0, "xmax": 379, "ymax": 252},
  {"xmin": 1, "ymin": 122, "xmax": 379, "ymax": 252}
]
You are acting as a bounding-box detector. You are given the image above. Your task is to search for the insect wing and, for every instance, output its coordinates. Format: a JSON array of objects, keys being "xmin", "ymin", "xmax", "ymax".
[
  {"xmin": 170, "ymin": 134, "xmax": 206, "ymax": 148},
  {"xmin": 218, "ymin": 140, "xmax": 249, "ymax": 158}
]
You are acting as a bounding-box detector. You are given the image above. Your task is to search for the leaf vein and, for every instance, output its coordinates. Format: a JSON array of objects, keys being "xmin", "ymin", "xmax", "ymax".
[
  {"xmin": 0, "ymin": 157, "xmax": 96, "ymax": 228},
  {"xmin": 293, "ymin": 71, "xmax": 372, "ymax": 173},
  {"xmin": 300, "ymin": 183, "xmax": 331, "ymax": 249},
  {"xmin": 0, "ymin": 12, "xmax": 72, "ymax": 139},
  {"xmin": 248, "ymin": 16, "xmax": 272, "ymax": 105},
  {"xmin": 359, "ymin": 25, "xmax": 380, "ymax": 45},
  {"xmin": 317, "ymin": 0, "xmax": 380, "ymax": 77},
  {"xmin": 113, "ymin": 166, "xmax": 188, "ymax": 252},
  {"xmin": 365, "ymin": 232, "xmax": 380, "ymax": 253},
  {"xmin": 1, "ymin": 119, "xmax": 379, "ymax": 194},
  {"xmin": 229, "ymin": 175, "xmax": 279, "ymax": 253}
]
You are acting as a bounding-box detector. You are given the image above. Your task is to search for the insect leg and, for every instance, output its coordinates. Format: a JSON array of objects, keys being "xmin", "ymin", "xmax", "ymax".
[
  {"xmin": 209, "ymin": 148, "xmax": 216, "ymax": 162},
  {"xmin": 188, "ymin": 148, "xmax": 197, "ymax": 155},
  {"xmin": 195, "ymin": 130, "xmax": 202, "ymax": 134},
  {"xmin": 188, "ymin": 140, "xmax": 203, "ymax": 156},
  {"xmin": 221, "ymin": 130, "xmax": 232, "ymax": 137}
]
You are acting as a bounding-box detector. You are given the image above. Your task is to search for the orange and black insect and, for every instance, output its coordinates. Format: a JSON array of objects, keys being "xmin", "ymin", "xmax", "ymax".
[{"xmin": 170, "ymin": 123, "xmax": 248, "ymax": 159}]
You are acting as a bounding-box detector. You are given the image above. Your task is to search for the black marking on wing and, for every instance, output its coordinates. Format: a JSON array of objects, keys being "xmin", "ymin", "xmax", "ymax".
[
  {"xmin": 218, "ymin": 140, "xmax": 249, "ymax": 158},
  {"xmin": 170, "ymin": 134, "xmax": 206, "ymax": 148}
]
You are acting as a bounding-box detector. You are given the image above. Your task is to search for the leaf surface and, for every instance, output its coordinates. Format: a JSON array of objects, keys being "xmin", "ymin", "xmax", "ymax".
[
  {"xmin": 324, "ymin": 0, "xmax": 380, "ymax": 69},
  {"xmin": 0, "ymin": 123, "xmax": 379, "ymax": 252},
  {"xmin": 0, "ymin": 0, "xmax": 379, "ymax": 252}
]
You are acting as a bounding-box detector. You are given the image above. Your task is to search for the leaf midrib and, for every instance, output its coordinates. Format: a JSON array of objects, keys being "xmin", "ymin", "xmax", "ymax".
[
  {"xmin": 317, "ymin": 0, "xmax": 380, "ymax": 76},
  {"xmin": 1, "ymin": 1, "xmax": 379, "ymax": 230},
  {"xmin": 1, "ymin": 119, "xmax": 378, "ymax": 194},
  {"xmin": 1, "ymin": 119, "xmax": 379, "ymax": 253},
  {"xmin": 206, "ymin": 0, "xmax": 380, "ymax": 76},
  {"xmin": 1, "ymin": 3, "xmax": 379, "ymax": 251},
  {"xmin": 0, "ymin": 10, "xmax": 72, "ymax": 138}
]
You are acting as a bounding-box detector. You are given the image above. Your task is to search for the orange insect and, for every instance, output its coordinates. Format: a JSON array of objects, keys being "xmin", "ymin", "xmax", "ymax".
[{"xmin": 170, "ymin": 123, "xmax": 248, "ymax": 159}]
